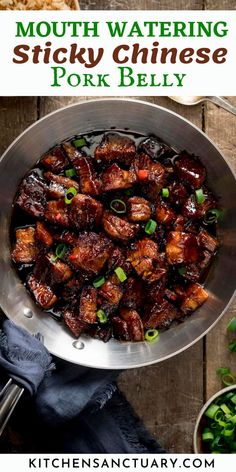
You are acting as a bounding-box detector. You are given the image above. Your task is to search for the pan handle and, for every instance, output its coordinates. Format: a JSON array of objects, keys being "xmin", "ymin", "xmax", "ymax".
[{"xmin": 0, "ymin": 379, "xmax": 24, "ymax": 437}]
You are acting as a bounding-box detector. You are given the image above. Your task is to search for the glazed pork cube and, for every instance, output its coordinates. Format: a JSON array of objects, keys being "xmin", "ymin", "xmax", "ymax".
[
  {"xmin": 99, "ymin": 274, "xmax": 123, "ymax": 306},
  {"xmin": 112, "ymin": 317, "xmax": 130, "ymax": 341},
  {"xmin": 44, "ymin": 199, "xmax": 70, "ymax": 227},
  {"xmin": 94, "ymin": 132, "xmax": 136, "ymax": 166},
  {"xmin": 69, "ymin": 194, "xmax": 103, "ymax": 231},
  {"xmin": 180, "ymin": 283, "xmax": 208, "ymax": 314},
  {"xmin": 136, "ymin": 153, "xmax": 166, "ymax": 189},
  {"xmin": 79, "ymin": 286, "xmax": 97, "ymax": 324},
  {"xmin": 197, "ymin": 229, "xmax": 219, "ymax": 253},
  {"xmin": 156, "ymin": 198, "xmax": 176, "ymax": 226},
  {"xmin": 53, "ymin": 229, "xmax": 79, "ymax": 246},
  {"xmin": 120, "ymin": 308, "xmax": 144, "ymax": 342},
  {"xmin": 35, "ymin": 222, "xmax": 53, "ymax": 247},
  {"xmin": 174, "ymin": 152, "xmax": 206, "ymax": 189},
  {"xmin": 62, "ymin": 278, "xmax": 82, "ymax": 304},
  {"xmin": 143, "ymin": 300, "xmax": 181, "ymax": 329},
  {"xmin": 64, "ymin": 309, "xmax": 87, "ymax": 338},
  {"xmin": 166, "ymin": 231, "xmax": 201, "ymax": 265},
  {"xmin": 44, "ymin": 172, "xmax": 79, "ymax": 199},
  {"xmin": 27, "ymin": 274, "xmax": 57, "ymax": 309},
  {"xmin": 173, "ymin": 215, "xmax": 186, "ymax": 231},
  {"xmin": 102, "ymin": 163, "xmax": 137, "ymax": 191},
  {"xmin": 15, "ymin": 171, "xmax": 48, "ymax": 218},
  {"xmin": 40, "ymin": 146, "xmax": 68, "ymax": 173},
  {"xmin": 34, "ymin": 253, "xmax": 72, "ymax": 287},
  {"xmin": 107, "ymin": 246, "xmax": 132, "ymax": 275},
  {"xmin": 88, "ymin": 325, "xmax": 112, "ymax": 343},
  {"xmin": 122, "ymin": 277, "xmax": 144, "ymax": 310},
  {"xmin": 69, "ymin": 232, "xmax": 113, "ymax": 275},
  {"xmin": 12, "ymin": 227, "xmax": 37, "ymax": 264},
  {"xmin": 127, "ymin": 196, "xmax": 151, "ymax": 222},
  {"xmin": 182, "ymin": 191, "xmax": 217, "ymax": 220},
  {"xmin": 139, "ymin": 136, "xmax": 174, "ymax": 160},
  {"xmin": 128, "ymin": 238, "xmax": 167, "ymax": 283},
  {"xmin": 102, "ymin": 211, "xmax": 139, "ymax": 242},
  {"xmin": 169, "ymin": 181, "xmax": 188, "ymax": 206},
  {"xmin": 63, "ymin": 143, "xmax": 101, "ymax": 196}
]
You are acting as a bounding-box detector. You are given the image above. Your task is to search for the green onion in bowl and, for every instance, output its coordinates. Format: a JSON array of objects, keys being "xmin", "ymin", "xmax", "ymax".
[{"xmin": 194, "ymin": 385, "xmax": 236, "ymax": 453}]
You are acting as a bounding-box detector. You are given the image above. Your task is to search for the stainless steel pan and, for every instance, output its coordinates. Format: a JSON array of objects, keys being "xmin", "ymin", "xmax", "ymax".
[{"xmin": 0, "ymin": 98, "xmax": 235, "ymax": 369}]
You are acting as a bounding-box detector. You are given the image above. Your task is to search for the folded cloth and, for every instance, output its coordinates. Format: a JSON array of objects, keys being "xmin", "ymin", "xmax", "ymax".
[
  {"xmin": 0, "ymin": 319, "xmax": 166, "ymax": 453},
  {"xmin": 0, "ymin": 320, "xmax": 53, "ymax": 395}
]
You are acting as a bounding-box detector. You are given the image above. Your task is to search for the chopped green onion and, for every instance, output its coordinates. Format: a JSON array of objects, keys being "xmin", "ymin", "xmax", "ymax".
[
  {"xmin": 51, "ymin": 243, "xmax": 68, "ymax": 262},
  {"xmin": 228, "ymin": 340, "xmax": 236, "ymax": 352},
  {"xmin": 162, "ymin": 188, "xmax": 169, "ymax": 198},
  {"xmin": 230, "ymin": 395, "xmax": 236, "ymax": 405},
  {"xmin": 217, "ymin": 367, "xmax": 231, "ymax": 376},
  {"xmin": 222, "ymin": 424, "xmax": 235, "ymax": 437},
  {"xmin": 65, "ymin": 168, "xmax": 76, "ymax": 178},
  {"xmin": 227, "ymin": 317, "xmax": 236, "ymax": 332},
  {"xmin": 231, "ymin": 415, "xmax": 236, "ymax": 425},
  {"xmin": 204, "ymin": 208, "xmax": 221, "ymax": 225},
  {"xmin": 220, "ymin": 403, "xmax": 231, "ymax": 415},
  {"xmin": 93, "ymin": 276, "xmax": 106, "ymax": 289},
  {"xmin": 214, "ymin": 410, "xmax": 224, "ymax": 422},
  {"xmin": 195, "ymin": 188, "xmax": 205, "ymax": 204},
  {"xmin": 178, "ymin": 266, "xmax": 186, "ymax": 276},
  {"xmin": 110, "ymin": 199, "xmax": 127, "ymax": 214},
  {"xmin": 115, "ymin": 267, "xmax": 127, "ymax": 283},
  {"xmin": 145, "ymin": 329, "xmax": 159, "ymax": 343},
  {"xmin": 202, "ymin": 429, "xmax": 214, "ymax": 442},
  {"xmin": 65, "ymin": 187, "xmax": 77, "ymax": 204},
  {"xmin": 145, "ymin": 219, "xmax": 157, "ymax": 235},
  {"xmin": 205, "ymin": 404, "xmax": 220, "ymax": 419},
  {"xmin": 96, "ymin": 309, "xmax": 108, "ymax": 324},
  {"xmin": 222, "ymin": 373, "xmax": 236, "ymax": 386},
  {"xmin": 73, "ymin": 137, "xmax": 86, "ymax": 148}
]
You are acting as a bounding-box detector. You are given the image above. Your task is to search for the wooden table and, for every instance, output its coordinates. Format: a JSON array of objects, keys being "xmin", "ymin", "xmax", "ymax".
[{"xmin": 0, "ymin": 0, "xmax": 236, "ymax": 454}]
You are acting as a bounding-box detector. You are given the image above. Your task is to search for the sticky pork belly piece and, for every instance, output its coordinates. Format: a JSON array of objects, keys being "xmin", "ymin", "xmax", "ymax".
[
  {"xmin": 63, "ymin": 143, "xmax": 101, "ymax": 196},
  {"xmin": 34, "ymin": 253, "xmax": 72, "ymax": 287},
  {"xmin": 35, "ymin": 222, "xmax": 53, "ymax": 247},
  {"xmin": 128, "ymin": 238, "xmax": 167, "ymax": 283},
  {"xmin": 135, "ymin": 153, "xmax": 166, "ymax": 189},
  {"xmin": 62, "ymin": 278, "xmax": 82, "ymax": 304},
  {"xmin": 139, "ymin": 136, "xmax": 174, "ymax": 161},
  {"xmin": 44, "ymin": 172, "xmax": 79, "ymax": 199},
  {"xmin": 182, "ymin": 191, "xmax": 217, "ymax": 220},
  {"xmin": 174, "ymin": 152, "xmax": 206, "ymax": 189},
  {"xmin": 12, "ymin": 227, "xmax": 37, "ymax": 264},
  {"xmin": 44, "ymin": 199, "xmax": 70, "ymax": 227},
  {"xmin": 122, "ymin": 277, "xmax": 144, "ymax": 310},
  {"xmin": 68, "ymin": 194, "xmax": 103, "ymax": 231},
  {"xmin": 64, "ymin": 309, "xmax": 88, "ymax": 338},
  {"xmin": 98, "ymin": 273, "xmax": 123, "ymax": 306},
  {"xmin": 120, "ymin": 308, "xmax": 144, "ymax": 342},
  {"xmin": 40, "ymin": 146, "xmax": 68, "ymax": 173},
  {"xmin": 197, "ymin": 229, "xmax": 219, "ymax": 253},
  {"xmin": 69, "ymin": 232, "xmax": 113, "ymax": 275},
  {"xmin": 102, "ymin": 210, "xmax": 139, "ymax": 242},
  {"xmin": 15, "ymin": 171, "xmax": 48, "ymax": 218},
  {"xmin": 53, "ymin": 229, "xmax": 79, "ymax": 246},
  {"xmin": 112, "ymin": 316, "xmax": 130, "ymax": 341},
  {"xmin": 107, "ymin": 246, "xmax": 132, "ymax": 275},
  {"xmin": 127, "ymin": 196, "xmax": 151, "ymax": 222},
  {"xmin": 27, "ymin": 274, "xmax": 57, "ymax": 309},
  {"xmin": 143, "ymin": 300, "xmax": 181, "ymax": 329},
  {"xmin": 156, "ymin": 198, "xmax": 176, "ymax": 226},
  {"xmin": 79, "ymin": 286, "xmax": 97, "ymax": 324},
  {"xmin": 180, "ymin": 283, "xmax": 208, "ymax": 314},
  {"xmin": 169, "ymin": 181, "xmax": 189, "ymax": 206},
  {"xmin": 94, "ymin": 132, "xmax": 136, "ymax": 166},
  {"xmin": 88, "ymin": 325, "xmax": 113, "ymax": 343},
  {"xmin": 102, "ymin": 163, "xmax": 137, "ymax": 191},
  {"xmin": 166, "ymin": 231, "xmax": 201, "ymax": 265}
]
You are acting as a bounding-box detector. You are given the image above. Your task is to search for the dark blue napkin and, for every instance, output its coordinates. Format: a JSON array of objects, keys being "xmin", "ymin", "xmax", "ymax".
[{"xmin": 0, "ymin": 319, "xmax": 166, "ymax": 453}]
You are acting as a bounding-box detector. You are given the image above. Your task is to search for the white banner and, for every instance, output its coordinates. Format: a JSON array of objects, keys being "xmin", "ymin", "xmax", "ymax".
[
  {"xmin": 0, "ymin": 453, "xmax": 236, "ymax": 471},
  {"xmin": 0, "ymin": 10, "xmax": 235, "ymax": 96}
]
